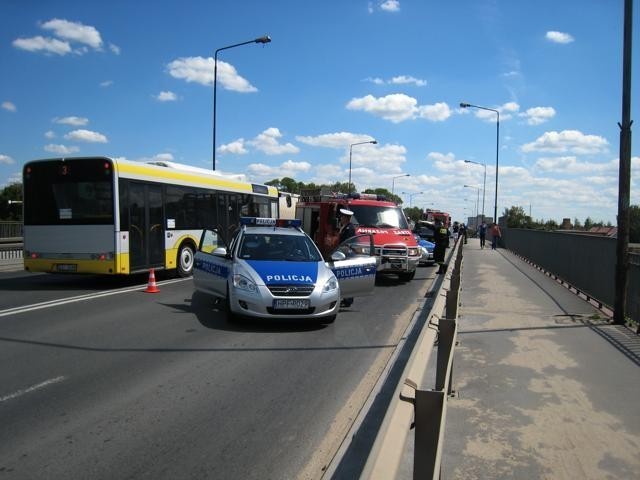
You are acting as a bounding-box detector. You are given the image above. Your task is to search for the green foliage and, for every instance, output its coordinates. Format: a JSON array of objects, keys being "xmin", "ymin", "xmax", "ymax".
[
  {"xmin": 503, "ymin": 206, "xmax": 532, "ymax": 228},
  {"xmin": 403, "ymin": 206, "xmax": 423, "ymax": 223},
  {"xmin": 0, "ymin": 182, "xmax": 23, "ymax": 220},
  {"xmin": 363, "ymin": 188, "xmax": 402, "ymax": 204}
]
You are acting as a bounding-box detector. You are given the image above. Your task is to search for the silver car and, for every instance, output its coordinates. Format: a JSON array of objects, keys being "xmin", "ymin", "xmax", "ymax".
[{"xmin": 193, "ymin": 218, "xmax": 377, "ymax": 323}]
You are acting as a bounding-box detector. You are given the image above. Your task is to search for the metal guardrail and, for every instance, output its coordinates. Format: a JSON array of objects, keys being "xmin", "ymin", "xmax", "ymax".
[
  {"xmin": 360, "ymin": 237, "xmax": 463, "ymax": 479},
  {"xmin": 0, "ymin": 221, "xmax": 23, "ymax": 240}
]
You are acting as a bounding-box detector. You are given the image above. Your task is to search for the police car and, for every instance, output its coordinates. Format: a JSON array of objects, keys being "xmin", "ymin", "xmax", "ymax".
[{"xmin": 193, "ymin": 218, "xmax": 377, "ymax": 323}]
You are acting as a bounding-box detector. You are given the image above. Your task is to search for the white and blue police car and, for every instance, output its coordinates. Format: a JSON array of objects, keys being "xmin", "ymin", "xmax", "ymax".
[{"xmin": 193, "ymin": 218, "xmax": 377, "ymax": 323}]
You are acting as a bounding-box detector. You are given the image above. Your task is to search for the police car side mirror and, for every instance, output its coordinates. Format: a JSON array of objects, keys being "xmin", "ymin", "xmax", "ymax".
[
  {"xmin": 331, "ymin": 251, "xmax": 346, "ymax": 261},
  {"xmin": 212, "ymin": 247, "xmax": 228, "ymax": 257}
]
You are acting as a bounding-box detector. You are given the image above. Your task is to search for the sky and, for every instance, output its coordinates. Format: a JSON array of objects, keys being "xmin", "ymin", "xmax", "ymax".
[{"xmin": 1, "ymin": 0, "xmax": 639, "ymax": 225}]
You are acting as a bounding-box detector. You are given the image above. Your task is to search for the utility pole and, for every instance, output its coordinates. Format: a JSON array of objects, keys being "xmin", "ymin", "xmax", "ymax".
[{"xmin": 614, "ymin": 0, "xmax": 633, "ymax": 325}]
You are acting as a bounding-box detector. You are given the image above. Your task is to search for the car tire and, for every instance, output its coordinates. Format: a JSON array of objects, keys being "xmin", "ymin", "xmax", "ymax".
[
  {"xmin": 177, "ymin": 243, "xmax": 195, "ymax": 277},
  {"xmin": 225, "ymin": 285, "xmax": 239, "ymax": 323},
  {"xmin": 399, "ymin": 270, "xmax": 416, "ymax": 282}
]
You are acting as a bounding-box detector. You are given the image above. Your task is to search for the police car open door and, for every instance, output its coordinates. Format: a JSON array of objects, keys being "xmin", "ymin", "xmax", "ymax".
[
  {"xmin": 328, "ymin": 234, "xmax": 377, "ymax": 297},
  {"xmin": 193, "ymin": 229, "xmax": 230, "ymax": 298}
]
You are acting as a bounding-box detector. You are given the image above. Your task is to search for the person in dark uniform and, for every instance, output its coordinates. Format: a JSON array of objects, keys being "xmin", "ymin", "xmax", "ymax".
[
  {"xmin": 433, "ymin": 219, "xmax": 449, "ymax": 274},
  {"xmin": 338, "ymin": 208, "xmax": 356, "ymax": 307}
]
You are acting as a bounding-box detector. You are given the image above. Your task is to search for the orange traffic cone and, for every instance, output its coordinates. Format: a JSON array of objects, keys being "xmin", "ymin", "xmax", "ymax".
[{"xmin": 145, "ymin": 268, "xmax": 160, "ymax": 293}]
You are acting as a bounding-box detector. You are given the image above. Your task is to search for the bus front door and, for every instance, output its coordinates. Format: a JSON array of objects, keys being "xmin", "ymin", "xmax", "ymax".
[{"xmin": 129, "ymin": 183, "xmax": 165, "ymax": 272}]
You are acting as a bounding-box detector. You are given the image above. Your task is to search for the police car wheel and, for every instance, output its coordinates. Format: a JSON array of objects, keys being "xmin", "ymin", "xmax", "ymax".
[{"xmin": 225, "ymin": 285, "xmax": 239, "ymax": 322}]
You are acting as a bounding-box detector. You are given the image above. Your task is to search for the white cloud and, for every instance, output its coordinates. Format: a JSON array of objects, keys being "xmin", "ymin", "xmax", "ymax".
[
  {"xmin": 218, "ymin": 139, "xmax": 248, "ymax": 155},
  {"xmin": 44, "ymin": 144, "xmax": 80, "ymax": 155},
  {"xmin": 418, "ymin": 102, "xmax": 452, "ymax": 121},
  {"xmin": 0, "ymin": 154, "xmax": 15, "ymax": 165},
  {"xmin": 100, "ymin": 80, "xmax": 113, "ymax": 87},
  {"xmin": 109, "ymin": 43, "xmax": 120, "ymax": 55},
  {"xmin": 249, "ymin": 128, "xmax": 299, "ymax": 155},
  {"xmin": 347, "ymin": 94, "xmax": 450, "ymax": 123},
  {"xmin": 247, "ymin": 160, "xmax": 312, "ymax": 178},
  {"xmin": 519, "ymin": 106, "xmax": 556, "ymax": 125},
  {"xmin": 2, "ymin": 101, "xmax": 16, "ymax": 112},
  {"xmin": 380, "ymin": 0, "xmax": 400, "ymax": 12},
  {"xmin": 41, "ymin": 19, "xmax": 103, "ymax": 49},
  {"xmin": 44, "ymin": 130, "xmax": 56, "ymax": 139},
  {"xmin": 364, "ymin": 77, "xmax": 385, "ymax": 85},
  {"xmin": 54, "ymin": 116, "xmax": 89, "ymax": 126},
  {"xmin": 535, "ymin": 156, "xmax": 617, "ymax": 174},
  {"xmin": 522, "ymin": 130, "xmax": 609, "ymax": 154},
  {"xmin": 64, "ymin": 129, "xmax": 108, "ymax": 143},
  {"xmin": 546, "ymin": 31, "xmax": 574, "ymax": 44},
  {"xmin": 12, "ymin": 36, "xmax": 71, "ymax": 55},
  {"xmin": 390, "ymin": 75, "xmax": 427, "ymax": 87},
  {"xmin": 167, "ymin": 56, "xmax": 258, "ymax": 92},
  {"xmin": 296, "ymin": 132, "xmax": 375, "ymax": 148},
  {"xmin": 156, "ymin": 91, "xmax": 177, "ymax": 102}
]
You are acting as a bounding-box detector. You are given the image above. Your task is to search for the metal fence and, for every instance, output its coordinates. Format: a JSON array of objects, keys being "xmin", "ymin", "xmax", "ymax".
[
  {"xmin": 502, "ymin": 228, "xmax": 639, "ymax": 325},
  {"xmin": 0, "ymin": 221, "xmax": 23, "ymax": 241}
]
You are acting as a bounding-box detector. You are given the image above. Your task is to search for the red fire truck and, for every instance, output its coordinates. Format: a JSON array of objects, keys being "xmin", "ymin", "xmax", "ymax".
[
  {"xmin": 295, "ymin": 189, "xmax": 421, "ymax": 281},
  {"xmin": 424, "ymin": 208, "xmax": 451, "ymax": 227}
]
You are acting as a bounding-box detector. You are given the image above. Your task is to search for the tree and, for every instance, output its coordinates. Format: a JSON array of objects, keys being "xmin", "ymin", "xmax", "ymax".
[
  {"xmin": 503, "ymin": 206, "xmax": 529, "ymax": 228},
  {"xmin": 584, "ymin": 217, "xmax": 594, "ymax": 231},
  {"xmin": 573, "ymin": 218, "xmax": 582, "ymax": 229},
  {"xmin": 0, "ymin": 182, "xmax": 22, "ymax": 221},
  {"xmin": 403, "ymin": 206, "xmax": 423, "ymax": 223},
  {"xmin": 363, "ymin": 188, "xmax": 401, "ymax": 204}
]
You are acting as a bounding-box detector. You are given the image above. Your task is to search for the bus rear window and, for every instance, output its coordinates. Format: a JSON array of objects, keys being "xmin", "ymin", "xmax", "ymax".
[{"xmin": 24, "ymin": 159, "xmax": 114, "ymax": 225}]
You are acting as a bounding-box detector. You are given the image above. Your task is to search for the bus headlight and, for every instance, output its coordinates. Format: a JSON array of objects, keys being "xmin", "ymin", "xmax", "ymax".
[{"xmin": 233, "ymin": 274, "xmax": 258, "ymax": 293}]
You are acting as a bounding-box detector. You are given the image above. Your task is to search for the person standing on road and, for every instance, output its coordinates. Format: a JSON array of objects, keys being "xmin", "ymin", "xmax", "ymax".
[
  {"xmin": 338, "ymin": 208, "xmax": 356, "ymax": 307},
  {"xmin": 490, "ymin": 223, "xmax": 502, "ymax": 250},
  {"xmin": 479, "ymin": 221, "xmax": 487, "ymax": 249},
  {"xmin": 433, "ymin": 219, "xmax": 449, "ymax": 274}
]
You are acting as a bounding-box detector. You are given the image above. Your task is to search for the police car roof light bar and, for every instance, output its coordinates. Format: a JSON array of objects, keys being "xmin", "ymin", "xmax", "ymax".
[{"xmin": 240, "ymin": 217, "xmax": 302, "ymax": 228}]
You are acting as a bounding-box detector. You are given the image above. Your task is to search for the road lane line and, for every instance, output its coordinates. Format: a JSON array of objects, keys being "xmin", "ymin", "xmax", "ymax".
[
  {"xmin": 0, "ymin": 376, "xmax": 66, "ymax": 403},
  {"xmin": 0, "ymin": 277, "xmax": 191, "ymax": 318}
]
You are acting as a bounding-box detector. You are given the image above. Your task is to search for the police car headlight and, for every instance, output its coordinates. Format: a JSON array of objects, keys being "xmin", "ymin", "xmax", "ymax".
[
  {"xmin": 233, "ymin": 274, "xmax": 258, "ymax": 293},
  {"xmin": 322, "ymin": 276, "xmax": 339, "ymax": 293},
  {"xmin": 408, "ymin": 247, "xmax": 420, "ymax": 256}
]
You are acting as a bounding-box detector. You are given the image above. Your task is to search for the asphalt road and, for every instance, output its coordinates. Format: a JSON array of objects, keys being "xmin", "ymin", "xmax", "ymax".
[{"xmin": 0, "ymin": 265, "xmax": 437, "ymax": 479}]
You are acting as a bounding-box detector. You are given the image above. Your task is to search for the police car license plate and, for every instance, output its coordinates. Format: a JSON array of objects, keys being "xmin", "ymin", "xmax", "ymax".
[{"xmin": 273, "ymin": 299, "xmax": 310, "ymax": 309}]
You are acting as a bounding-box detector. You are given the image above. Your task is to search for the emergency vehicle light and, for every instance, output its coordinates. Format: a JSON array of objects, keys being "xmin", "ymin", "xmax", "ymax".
[{"xmin": 240, "ymin": 217, "xmax": 302, "ymax": 228}]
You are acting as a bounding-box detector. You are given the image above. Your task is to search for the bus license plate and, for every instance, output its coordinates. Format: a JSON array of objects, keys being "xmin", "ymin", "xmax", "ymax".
[
  {"xmin": 55, "ymin": 264, "xmax": 77, "ymax": 272},
  {"xmin": 273, "ymin": 299, "xmax": 310, "ymax": 309}
]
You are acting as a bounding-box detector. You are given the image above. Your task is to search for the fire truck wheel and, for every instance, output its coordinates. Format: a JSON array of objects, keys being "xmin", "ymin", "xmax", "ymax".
[{"xmin": 399, "ymin": 270, "xmax": 416, "ymax": 282}]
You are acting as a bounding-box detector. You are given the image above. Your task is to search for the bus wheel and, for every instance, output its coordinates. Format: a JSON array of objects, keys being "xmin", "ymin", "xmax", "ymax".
[{"xmin": 177, "ymin": 244, "xmax": 195, "ymax": 277}]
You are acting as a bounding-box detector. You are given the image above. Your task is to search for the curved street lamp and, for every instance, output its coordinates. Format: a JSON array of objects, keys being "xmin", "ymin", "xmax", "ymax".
[
  {"xmin": 464, "ymin": 159, "xmax": 486, "ymax": 223},
  {"xmin": 460, "ymin": 102, "xmax": 499, "ymax": 223},
  {"xmin": 402, "ymin": 191, "xmax": 424, "ymax": 207},
  {"xmin": 391, "ymin": 173, "xmax": 410, "ymax": 195},
  {"xmin": 349, "ymin": 140, "xmax": 377, "ymax": 193},
  {"xmin": 213, "ymin": 35, "xmax": 271, "ymax": 170}
]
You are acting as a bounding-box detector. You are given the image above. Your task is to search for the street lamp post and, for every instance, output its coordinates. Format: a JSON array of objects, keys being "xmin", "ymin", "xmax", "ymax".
[
  {"xmin": 213, "ymin": 35, "xmax": 271, "ymax": 170},
  {"xmin": 464, "ymin": 185, "xmax": 481, "ymax": 228},
  {"xmin": 402, "ymin": 191, "xmax": 424, "ymax": 207},
  {"xmin": 349, "ymin": 140, "xmax": 377, "ymax": 194},
  {"xmin": 391, "ymin": 174, "xmax": 410, "ymax": 196},
  {"xmin": 464, "ymin": 159, "xmax": 486, "ymax": 222},
  {"xmin": 460, "ymin": 102, "xmax": 499, "ymax": 223}
]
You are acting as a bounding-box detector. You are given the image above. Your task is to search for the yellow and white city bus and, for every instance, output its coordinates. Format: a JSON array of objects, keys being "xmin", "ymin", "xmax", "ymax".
[{"xmin": 22, "ymin": 156, "xmax": 279, "ymax": 276}]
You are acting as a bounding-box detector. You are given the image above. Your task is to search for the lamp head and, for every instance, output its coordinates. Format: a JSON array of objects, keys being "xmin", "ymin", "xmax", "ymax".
[
  {"xmin": 255, "ymin": 35, "xmax": 272, "ymax": 44},
  {"xmin": 460, "ymin": 102, "xmax": 470, "ymax": 108},
  {"xmin": 371, "ymin": 140, "xmax": 378, "ymax": 145}
]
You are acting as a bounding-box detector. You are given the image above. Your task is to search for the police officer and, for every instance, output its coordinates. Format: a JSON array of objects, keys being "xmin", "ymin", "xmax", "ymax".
[
  {"xmin": 433, "ymin": 219, "xmax": 449, "ymax": 274},
  {"xmin": 338, "ymin": 208, "xmax": 356, "ymax": 307}
]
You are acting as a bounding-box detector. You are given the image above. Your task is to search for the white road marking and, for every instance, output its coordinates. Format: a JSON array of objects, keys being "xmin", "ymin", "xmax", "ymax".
[
  {"xmin": 0, "ymin": 376, "xmax": 66, "ymax": 403},
  {"xmin": 0, "ymin": 277, "xmax": 191, "ymax": 318}
]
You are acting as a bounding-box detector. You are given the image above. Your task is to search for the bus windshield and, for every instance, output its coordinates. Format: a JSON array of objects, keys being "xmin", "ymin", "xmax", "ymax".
[
  {"xmin": 24, "ymin": 159, "xmax": 114, "ymax": 225},
  {"xmin": 350, "ymin": 205, "xmax": 409, "ymax": 229}
]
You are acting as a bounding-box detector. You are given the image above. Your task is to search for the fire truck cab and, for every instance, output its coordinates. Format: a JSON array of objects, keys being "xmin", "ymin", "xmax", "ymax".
[{"xmin": 295, "ymin": 189, "xmax": 420, "ymax": 281}]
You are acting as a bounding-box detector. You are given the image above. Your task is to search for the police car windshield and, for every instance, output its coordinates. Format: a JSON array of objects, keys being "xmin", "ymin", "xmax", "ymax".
[
  {"xmin": 350, "ymin": 205, "xmax": 409, "ymax": 229},
  {"xmin": 239, "ymin": 233, "xmax": 323, "ymax": 262}
]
